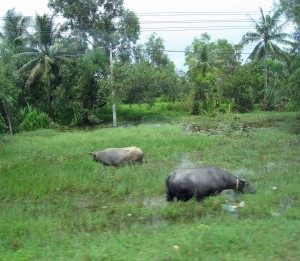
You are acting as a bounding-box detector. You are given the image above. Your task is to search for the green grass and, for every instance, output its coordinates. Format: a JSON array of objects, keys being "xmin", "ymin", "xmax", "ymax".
[
  {"xmin": 97, "ymin": 102, "xmax": 191, "ymax": 124},
  {"xmin": 0, "ymin": 111, "xmax": 300, "ymax": 260}
]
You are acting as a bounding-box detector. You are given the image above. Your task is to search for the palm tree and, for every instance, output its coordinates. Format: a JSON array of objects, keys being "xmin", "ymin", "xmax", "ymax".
[
  {"xmin": 14, "ymin": 14, "xmax": 78, "ymax": 116},
  {"xmin": 185, "ymin": 34, "xmax": 216, "ymax": 114},
  {"xmin": 186, "ymin": 34, "xmax": 213, "ymax": 80},
  {"xmin": 189, "ymin": 45, "xmax": 212, "ymax": 114},
  {"xmin": 0, "ymin": 43, "xmax": 19, "ymax": 135},
  {"xmin": 240, "ymin": 7, "xmax": 293, "ymax": 103},
  {"xmin": 190, "ymin": 45, "xmax": 211, "ymax": 79},
  {"xmin": 0, "ymin": 8, "xmax": 31, "ymax": 48}
]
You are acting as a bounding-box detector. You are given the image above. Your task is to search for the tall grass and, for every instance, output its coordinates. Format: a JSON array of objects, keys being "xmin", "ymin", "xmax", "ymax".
[{"xmin": 0, "ymin": 111, "xmax": 299, "ymax": 260}]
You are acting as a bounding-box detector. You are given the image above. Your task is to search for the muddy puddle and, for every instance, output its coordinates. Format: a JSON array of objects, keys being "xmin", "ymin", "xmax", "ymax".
[
  {"xmin": 183, "ymin": 120, "xmax": 276, "ymax": 136},
  {"xmin": 271, "ymin": 197, "xmax": 295, "ymax": 217},
  {"xmin": 184, "ymin": 123, "xmax": 251, "ymax": 136}
]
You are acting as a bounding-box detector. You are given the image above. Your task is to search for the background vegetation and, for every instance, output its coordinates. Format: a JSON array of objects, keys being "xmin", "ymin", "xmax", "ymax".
[{"xmin": 0, "ymin": 0, "xmax": 299, "ymax": 134}]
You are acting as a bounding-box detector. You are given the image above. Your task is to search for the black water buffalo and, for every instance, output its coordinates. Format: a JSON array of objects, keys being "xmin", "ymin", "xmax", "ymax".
[
  {"xmin": 166, "ymin": 166, "xmax": 255, "ymax": 201},
  {"xmin": 90, "ymin": 146, "xmax": 144, "ymax": 167}
]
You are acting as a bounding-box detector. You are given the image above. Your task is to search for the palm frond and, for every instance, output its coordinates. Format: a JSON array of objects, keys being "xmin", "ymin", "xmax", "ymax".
[
  {"xmin": 2, "ymin": 8, "xmax": 32, "ymax": 46},
  {"xmin": 35, "ymin": 14, "xmax": 55, "ymax": 51},
  {"xmin": 44, "ymin": 57, "xmax": 54, "ymax": 74},
  {"xmin": 248, "ymin": 41, "xmax": 264, "ymax": 60},
  {"xmin": 246, "ymin": 13, "xmax": 261, "ymax": 32},
  {"xmin": 18, "ymin": 57, "xmax": 42, "ymax": 74},
  {"xmin": 268, "ymin": 42, "xmax": 286, "ymax": 58},
  {"xmin": 271, "ymin": 32, "xmax": 291, "ymax": 41},
  {"xmin": 257, "ymin": 45, "xmax": 267, "ymax": 60},
  {"xmin": 240, "ymin": 32, "xmax": 260, "ymax": 46},
  {"xmin": 269, "ymin": 8, "xmax": 283, "ymax": 27},
  {"xmin": 25, "ymin": 63, "xmax": 44, "ymax": 88},
  {"xmin": 272, "ymin": 21, "xmax": 289, "ymax": 34},
  {"xmin": 13, "ymin": 51, "xmax": 40, "ymax": 60},
  {"xmin": 55, "ymin": 56, "xmax": 74, "ymax": 64}
]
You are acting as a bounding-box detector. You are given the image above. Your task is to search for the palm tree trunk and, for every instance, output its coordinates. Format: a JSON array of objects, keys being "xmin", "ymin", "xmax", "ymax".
[
  {"xmin": 110, "ymin": 43, "xmax": 117, "ymax": 127},
  {"xmin": 2, "ymin": 101, "xmax": 13, "ymax": 135},
  {"xmin": 263, "ymin": 50, "xmax": 268, "ymax": 105},
  {"xmin": 47, "ymin": 73, "xmax": 52, "ymax": 116}
]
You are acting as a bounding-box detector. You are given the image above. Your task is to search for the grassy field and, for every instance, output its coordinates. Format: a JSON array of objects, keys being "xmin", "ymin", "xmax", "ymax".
[{"xmin": 0, "ymin": 110, "xmax": 300, "ymax": 260}]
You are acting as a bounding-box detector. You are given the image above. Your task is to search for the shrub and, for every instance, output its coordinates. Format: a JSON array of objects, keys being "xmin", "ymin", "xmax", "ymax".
[
  {"xmin": 19, "ymin": 108, "xmax": 51, "ymax": 131},
  {"xmin": 219, "ymin": 100, "xmax": 234, "ymax": 113},
  {"xmin": 284, "ymin": 100, "xmax": 300, "ymax": 112},
  {"xmin": 220, "ymin": 66, "xmax": 258, "ymax": 112},
  {"xmin": 200, "ymin": 100, "xmax": 219, "ymax": 117}
]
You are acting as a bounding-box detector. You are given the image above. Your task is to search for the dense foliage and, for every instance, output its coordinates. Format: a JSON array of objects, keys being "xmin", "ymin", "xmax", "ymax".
[{"xmin": 0, "ymin": 0, "xmax": 299, "ymax": 134}]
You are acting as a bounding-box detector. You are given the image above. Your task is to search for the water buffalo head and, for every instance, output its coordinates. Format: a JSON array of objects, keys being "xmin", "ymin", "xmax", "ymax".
[
  {"xmin": 236, "ymin": 179, "xmax": 256, "ymax": 194},
  {"xmin": 89, "ymin": 152, "xmax": 97, "ymax": 161}
]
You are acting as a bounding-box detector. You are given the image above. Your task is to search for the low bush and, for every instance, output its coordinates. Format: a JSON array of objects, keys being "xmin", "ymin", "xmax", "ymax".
[{"xmin": 19, "ymin": 107, "xmax": 51, "ymax": 131}]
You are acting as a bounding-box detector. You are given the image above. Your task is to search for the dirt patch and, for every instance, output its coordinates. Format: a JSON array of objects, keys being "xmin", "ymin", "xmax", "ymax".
[
  {"xmin": 183, "ymin": 122, "xmax": 252, "ymax": 136},
  {"xmin": 183, "ymin": 118, "xmax": 281, "ymax": 136},
  {"xmin": 271, "ymin": 198, "xmax": 294, "ymax": 217},
  {"xmin": 287, "ymin": 138, "xmax": 300, "ymax": 147}
]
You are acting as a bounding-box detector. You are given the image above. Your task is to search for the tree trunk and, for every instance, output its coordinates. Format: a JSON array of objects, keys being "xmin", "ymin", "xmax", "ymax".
[
  {"xmin": 112, "ymin": 102, "xmax": 117, "ymax": 127},
  {"xmin": 110, "ymin": 43, "xmax": 117, "ymax": 127},
  {"xmin": 263, "ymin": 50, "xmax": 268, "ymax": 105},
  {"xmin": 2, "ymin": 101, "xmax": 13, "ymax": 135},
  {"xmin": 47, "ymin": 73, "xmax": 52, "ymax": 116}
]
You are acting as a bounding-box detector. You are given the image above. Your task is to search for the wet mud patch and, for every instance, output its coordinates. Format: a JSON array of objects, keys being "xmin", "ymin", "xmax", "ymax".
[
  {"xmin": 286, "ymin": 138, "xmax": 300, "ymax": 147},
  {"xmin": 124, "ymin": 196, "xmax": 170, "ymax": 227},
  {"xmin": 183, "ymin": 118, "xmax": 281, "ymax": 136},
  {"xmin": 271, "ymin": 198, "xmax": 295, "ymax": 217},
  {"xmin": 72, "ymin": 194, "xmax": 107, "ymax": 212},
  {"xmin": 183, "ymin": 122, "xmax": 252, "ymax": 136}
]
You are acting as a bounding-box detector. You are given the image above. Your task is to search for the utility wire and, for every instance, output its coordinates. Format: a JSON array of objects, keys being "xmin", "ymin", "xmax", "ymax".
[{"xmin": 0, "ymin": 10, "xmax": 274, "ymax": 20}]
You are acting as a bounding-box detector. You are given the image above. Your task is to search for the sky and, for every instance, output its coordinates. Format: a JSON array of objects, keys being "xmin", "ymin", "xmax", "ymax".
[{"xmin": 0, "ymin": 0, "xmax": 277, "ymax": 69}]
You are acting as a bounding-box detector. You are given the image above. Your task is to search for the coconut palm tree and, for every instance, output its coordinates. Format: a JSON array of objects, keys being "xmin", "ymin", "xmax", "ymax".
[
  {"xmin": 0, "ymin": 41, "xmax": 19, "ymax": 135},
  {"xmin": 185, "ymin": 34, "xmax": 216, "ymax": 114},
  {"xmin": 185, "ymin": 34, "xmax": 213, "ymax": 80},
  {"xmin": 0, "ymin": 8, "xmax": 31, "ymax": 48},
  {"xmin": 240, "ymin": 7, "xmax": 293, "ymax": 103},
  {"xmin": 191, "ymin": 45, "xmax": 211, "ymax": 79},
  {"xmin": 14, "ymin": 14, "xmax": 79, "ymax": 116}
]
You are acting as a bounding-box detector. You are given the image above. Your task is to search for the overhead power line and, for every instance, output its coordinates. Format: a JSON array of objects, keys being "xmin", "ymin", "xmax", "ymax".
[
  {"xmin": 0, "ymin": 9, "xmax": 285, "ymax": 34},
  {"xmin": 133, "ymin": 11, "xmax": 274, "ymax": 16},
  {"xmin": 0, "ymin": 10, "xmax": 273, "ymax": 20},
  {"xmin": 1, "ymin": 9, "xmax": 286, "ymax": 34},
  {"xmin": 140, "ymin": 26, "xmax": 254, "ymax": 32},
  {"xmin": 140, "ymin": 19, "xmax": 258, "ymax": 24},
  {"xmin": 138, "ymin": 18, "xmax": 286, "ymax": 24}
]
